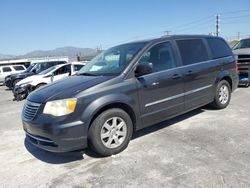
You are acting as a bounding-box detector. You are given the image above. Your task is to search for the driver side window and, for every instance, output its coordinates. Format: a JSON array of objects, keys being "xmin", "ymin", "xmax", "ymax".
[{"xmin": 139, "ymin": 42, "xmax": 177, "ymax": 73}]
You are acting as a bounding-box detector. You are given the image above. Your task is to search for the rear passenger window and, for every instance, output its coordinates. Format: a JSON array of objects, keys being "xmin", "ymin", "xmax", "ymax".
[
  {"xmin": 139, "ymin": 42, "xmax": 177, "ymax": 72},
  {"xmin": 54, "ymin": 65, "xmax": 70, "ymax": 75},
  {"xmin": 207, "ymin": 38, "xmax": 232, "ymax": 59},
  {"xmin": 2, "ymin": 67, "xmax": 12, "ymax": 72},
  {"xmin": 176, "ymin": 39, "xmax": 209, "ymax": 65},
  {"xmin": 13, "ymin": 66, "xmax": 25, "ymax": 71},
  {"xmin": 73, "ymin": 65, "xmax": 84, "ymax": 71}
]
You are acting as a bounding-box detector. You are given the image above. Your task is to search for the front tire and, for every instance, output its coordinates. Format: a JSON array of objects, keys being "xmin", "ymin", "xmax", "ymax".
[
  {"xmin": 35, "ymin": 83, "xmax": 46, "ymax": 90},
  {"xmin": 13, "ymin": 79, "xmax": 21, "ymax": 87},
  {"xmin": 210, "ymin": 80, "xmax": 231, "ymax": 109},
  {"xmin": 88, "ymin": 108, "xmax": 133, "ymax": 156}
]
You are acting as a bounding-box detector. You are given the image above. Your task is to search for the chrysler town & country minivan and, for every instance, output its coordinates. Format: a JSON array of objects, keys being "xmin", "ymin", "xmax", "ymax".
[{"xmin": 22, "ymin": 35, "xmax": 239, "ymax": 156}]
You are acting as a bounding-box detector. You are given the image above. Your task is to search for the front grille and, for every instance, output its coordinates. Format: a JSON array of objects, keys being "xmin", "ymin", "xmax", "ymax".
[
  {"xmin": 23, "ymin": 101, "xmax": 41, "ymax": 120},
  {"xmin": 238, "ymin": 55, "xmax": 250, "ymax": 63}
]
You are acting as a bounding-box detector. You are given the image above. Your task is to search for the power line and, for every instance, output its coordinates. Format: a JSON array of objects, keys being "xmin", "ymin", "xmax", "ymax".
[
  {"xmin": 103, "ymin": 8, "xmax": 250, "ymax": 48},
  {"xmin": 220, "ymin": 8, "xmax": 250, "ymax": 15},
  {"xmin": 223, "ymin": 14, "xmax": 250, "ymax": 20},
  {"xmin": 221, "ymin": 21, "xmax": 250, "ymax": 25},
  {"xmin": 174, "ymin": 18, "xmax": 214, "ymax": 33},
  {"xmin": 168, "ymin": 15, "xmax": 214, "ymax": 30}
]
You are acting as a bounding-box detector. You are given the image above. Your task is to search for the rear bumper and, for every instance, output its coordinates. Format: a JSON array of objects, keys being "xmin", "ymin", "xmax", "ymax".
[
  {"xmin": 23, "ymin": 119, "xmax": 88, "ymax": 152},
  {"xmin": 232, "ymin": 75, "xmax": 239, "ymax": 91},
  {"xmin": 239, "ymin": 79, "xmax": 250, "ymax": 85}
]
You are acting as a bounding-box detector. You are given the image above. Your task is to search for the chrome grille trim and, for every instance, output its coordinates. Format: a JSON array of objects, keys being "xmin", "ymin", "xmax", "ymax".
[{"xmin": 23, "ymin": 101, "xmax": 41, "ymax": 121}]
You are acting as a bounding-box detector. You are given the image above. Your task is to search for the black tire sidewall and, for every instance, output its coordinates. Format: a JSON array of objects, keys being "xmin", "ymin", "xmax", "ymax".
[
  {"xmin": 13, "ymin": 79, "xmax": 21, "ymax": 87},
  {"xmin": 214, "ymin": 80, "xmax": 231, "ymax": 109},
  {"xmin": 36, "ymin": 84, "xmax": 46, "ymax": 90},
  {"xmin": 89, "ymin": 108, "xmax": 133, "ymax": 156}
]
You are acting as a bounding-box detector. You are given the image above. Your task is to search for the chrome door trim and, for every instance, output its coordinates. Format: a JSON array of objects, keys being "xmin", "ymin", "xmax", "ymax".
[{"xmin": 145, "ymin": 84, "xmax": 213, "ymax": 107}]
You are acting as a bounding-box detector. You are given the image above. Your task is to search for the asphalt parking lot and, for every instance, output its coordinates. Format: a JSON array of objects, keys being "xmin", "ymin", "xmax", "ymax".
[{"xmin": 0, "ymin": 86, "xmax": 250, "ymax": 187}]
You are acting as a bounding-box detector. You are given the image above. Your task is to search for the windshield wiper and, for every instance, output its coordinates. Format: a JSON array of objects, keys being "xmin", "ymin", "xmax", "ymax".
[{"xmin": 77, "ymin": 72, "xmax": 97, "ymax": 76}]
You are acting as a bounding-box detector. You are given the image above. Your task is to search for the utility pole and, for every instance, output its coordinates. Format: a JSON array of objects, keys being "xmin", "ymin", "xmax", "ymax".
[
  {"xmin": 237, "ymin": 32, "xmax": 240, "ymax": 40},
  {"xmin": 216, "ymin": 14, "xmax": 220, "ymax": 36},
  {"xmin": 164, "ymin": 31, "xmax": 171, "ymax": 36}
]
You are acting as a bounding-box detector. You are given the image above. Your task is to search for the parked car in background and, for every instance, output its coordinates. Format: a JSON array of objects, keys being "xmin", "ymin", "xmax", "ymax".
[
  {"xmin": 22, "ymin": 35, "xmax": 238, "ymax": 156},
  {"xmin": 13, "ymin": 62, "xmax": 85, "ymax": 101},
  {"xmin": 0, "ymin": 65, "xmax": 26, "ymax": 85},
  {"xmin": 233, "ymin": 38, "xmax": 250, "ymax": 86},
  {"xmin": 5, "ymin": 61, "xmax": 67, "ymax": 89}
]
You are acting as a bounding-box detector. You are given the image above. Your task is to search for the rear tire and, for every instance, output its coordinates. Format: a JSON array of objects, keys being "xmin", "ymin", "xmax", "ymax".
[
  {"xmin": 210, "ymin": 80, "xmax": 231, "ymax": 109},
  {"xmin": 88, "ymin": 108, "xmax": 133, "ymax": 156}
]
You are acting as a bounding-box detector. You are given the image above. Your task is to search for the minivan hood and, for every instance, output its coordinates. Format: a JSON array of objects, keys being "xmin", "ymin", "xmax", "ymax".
[
  {"xmin": 11, "ymin": 72, "xmax": 34, "ymax": 79},
  {"xmin": 27, "ymin": 75, "xmax": 112, "ymax": 103},
  {"xmin": 233, "ymin": 48, "xmax": 250, "ymax": 55}
]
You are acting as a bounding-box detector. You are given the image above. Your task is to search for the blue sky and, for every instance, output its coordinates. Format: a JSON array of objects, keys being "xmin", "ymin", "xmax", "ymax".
[{"xmin": 1, "ymin": 0, "xmax": 250, "ymax": 55}]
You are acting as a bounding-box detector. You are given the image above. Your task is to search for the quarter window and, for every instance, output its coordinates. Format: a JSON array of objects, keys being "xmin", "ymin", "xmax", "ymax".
[
  {"xmin": 176, "ymin": 39, "xmax": 209, "ymax": 65},
  {"xmin": 139, "ymin": 42, "xmax": 177, "ymax": 72},
  {"xmin": 207, "ymin": 38, "xmax": 232, "ymax": 59},
  {"xmin": 73, "ymin": 65, "xmax": 84, "ymax": 72}
]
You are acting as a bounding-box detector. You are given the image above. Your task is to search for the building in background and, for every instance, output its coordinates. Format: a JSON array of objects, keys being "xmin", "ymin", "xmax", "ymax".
[{"xmin": 0, "ymin": 56, "xmax": 69, "ymax": 67}]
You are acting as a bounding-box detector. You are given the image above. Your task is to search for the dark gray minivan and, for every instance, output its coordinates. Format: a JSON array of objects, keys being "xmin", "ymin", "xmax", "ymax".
[{"xmin": 22, "ymin": 35, "xmax": 239, "ymax": 156}]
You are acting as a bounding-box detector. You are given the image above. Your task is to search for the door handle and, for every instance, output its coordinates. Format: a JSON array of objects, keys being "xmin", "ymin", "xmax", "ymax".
[
  {"xmin": 185, "ymin": 70, "xmax": 193, "ymax": 76},
  {"xmin": 171, "ymin": 74, "xmax": 182, "ymax": 79}
]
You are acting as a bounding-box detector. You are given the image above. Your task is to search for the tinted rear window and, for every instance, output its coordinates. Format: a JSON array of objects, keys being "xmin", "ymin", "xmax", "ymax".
[
  {"xmin": 176, "ymin": 39, "xmax": 209, "ymax": 65},
  {"xmin": 73, "ymin": 65, "xmax": 84, "ymax": 71},
  {"xmin": 2, "ymin": 67, "xmax": 12, "ymax": 72},
  {"xmin": 207, "ymin": 38, "xmax": 232, "ymax": 59},
  {"xmin": 13, "ymin": 65, "xmax": 25, "ymax": 71}
]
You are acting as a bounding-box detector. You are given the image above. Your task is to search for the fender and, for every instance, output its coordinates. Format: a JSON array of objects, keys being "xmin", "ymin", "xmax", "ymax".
[
  {"xmin": 214, "ymin": 70, "xmax": 232, "ymax": 91},
  {"xmin": 80, "ymin": 93, "xmax": 140, "ymax": 130}
]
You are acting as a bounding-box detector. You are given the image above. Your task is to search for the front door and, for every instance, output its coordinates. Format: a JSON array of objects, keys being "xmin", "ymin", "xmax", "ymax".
[{"xmin": 136, "ymin": 41, "xmax": 185, "ymax": 128}]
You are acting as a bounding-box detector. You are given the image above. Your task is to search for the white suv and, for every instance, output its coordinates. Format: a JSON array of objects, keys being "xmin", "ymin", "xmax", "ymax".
[{"xmin": 0, "ymin": 65, "xmax": 26, "ymax": 84}]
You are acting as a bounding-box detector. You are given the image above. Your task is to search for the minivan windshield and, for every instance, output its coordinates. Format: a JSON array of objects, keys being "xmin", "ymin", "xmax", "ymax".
[
  {"xmin": 233, "ymin": 39, "xmax": 250, "ymax": 50},
  {"xmin": 77, "ymin": 42, "xmax": 147, "ymax": 76},
  {"xmin": 25, "ymin": 64, "xmax": 36, "ymax": 73}
]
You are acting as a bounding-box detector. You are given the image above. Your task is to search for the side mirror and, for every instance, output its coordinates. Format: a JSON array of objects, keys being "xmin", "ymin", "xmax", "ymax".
[{"xmin": 135, "ymin": 62, "xmax": 153, "ymax": 77}]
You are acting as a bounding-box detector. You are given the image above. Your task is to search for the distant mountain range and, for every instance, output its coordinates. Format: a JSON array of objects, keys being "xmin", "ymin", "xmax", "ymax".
[
  {"xmin": 0, "ymin": 53, "xmax": 15, "ymax": 59},
  {"xmin": 0, "ymin": 46, "xmax": 97, "ymax": 61}
]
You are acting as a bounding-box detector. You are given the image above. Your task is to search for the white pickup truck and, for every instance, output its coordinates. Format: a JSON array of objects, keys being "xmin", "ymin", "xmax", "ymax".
[{"xmin": 233, "ymin": 38, "xmax": 250, "ymax": 86}]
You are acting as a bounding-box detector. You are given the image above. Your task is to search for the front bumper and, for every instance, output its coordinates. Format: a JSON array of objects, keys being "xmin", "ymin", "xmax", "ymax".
[
  {"xmin": 13, "ymin": 85, "xmax": 30, "ymax": 101},
  {"xmin": 23, "ymin": 118, "xmax": 88, "ymax": 153}
]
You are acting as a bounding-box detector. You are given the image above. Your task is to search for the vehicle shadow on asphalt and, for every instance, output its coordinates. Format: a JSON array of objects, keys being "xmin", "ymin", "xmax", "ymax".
[
  {"xmin": 132, "ymin": 108, "xmax": 204, "ymax": 140},
  {"xmin": 24, "ymin": 107, "xmax": 208, "ymax": 163},
  {"xmin": 24, "ymin": 138, "xmax": 84, "ymax": 164}
]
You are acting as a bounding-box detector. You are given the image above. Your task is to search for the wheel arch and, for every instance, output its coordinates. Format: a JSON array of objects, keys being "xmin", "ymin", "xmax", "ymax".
[
  {"xmin": 215, "ymin": 71, "xmax": 233, "ymax": 90},
  {"xmin": 81, "ymin": 94, "xmax": 138, "ymax": 132}
]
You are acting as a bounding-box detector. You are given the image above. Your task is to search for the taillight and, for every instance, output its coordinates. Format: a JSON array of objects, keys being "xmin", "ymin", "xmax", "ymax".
[{"xmin": 234, "ymin": 55, "xmax": 239, "ymax": 74}]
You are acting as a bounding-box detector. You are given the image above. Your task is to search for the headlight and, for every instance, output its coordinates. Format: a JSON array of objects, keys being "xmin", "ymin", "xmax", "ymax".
[{"xmin": 43, "ymin": 98, "xmax": 77, "ymax": 116}]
